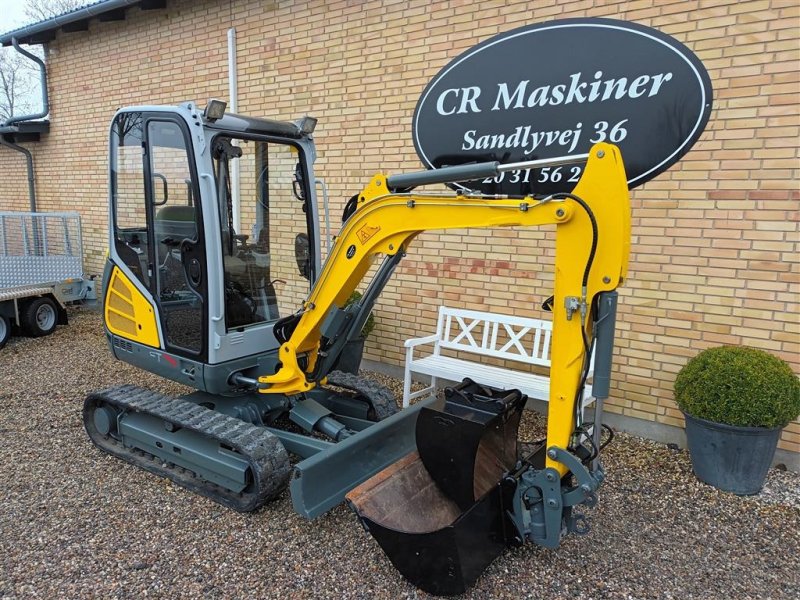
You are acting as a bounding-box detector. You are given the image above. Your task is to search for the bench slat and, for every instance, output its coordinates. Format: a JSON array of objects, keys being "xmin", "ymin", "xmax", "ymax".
[
  {"xmin": 402, "ymin": 306, "xmax": 595, "ymax": 409},
  {"xmin": 409, "ymin": 355, "xmax": 593, "ymax": 403},
  {"xmin": 436, "ymin": 306, "xmax": 553, "ymax": 366}
]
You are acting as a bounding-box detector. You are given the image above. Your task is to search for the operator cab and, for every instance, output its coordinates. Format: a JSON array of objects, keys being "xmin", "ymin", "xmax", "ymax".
[{"xmin": 106, "ymin": 100, "xmax": 321, "ymax": 392}]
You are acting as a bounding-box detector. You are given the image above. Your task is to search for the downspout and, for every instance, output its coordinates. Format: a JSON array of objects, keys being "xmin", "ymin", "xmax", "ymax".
[
  {"xmin": 227, "ymin": 28, "xmax": 240, "ymax": 231},
  {"xmin": 4, "ymin": 37, "xmax": 49, "ymax": 125},
  {"xmin": 1, "ymin": 37, "xmax": 50, "ymax": 212},
  {"xmin": 0, "ymin": 137, "xmax": 36, "ymax": 212}
]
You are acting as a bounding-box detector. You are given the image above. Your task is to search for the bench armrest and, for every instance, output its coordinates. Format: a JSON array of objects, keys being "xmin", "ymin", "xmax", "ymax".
[{"xmin": 404, "ymin": 334, "xmax": 439, "ymax": 348}]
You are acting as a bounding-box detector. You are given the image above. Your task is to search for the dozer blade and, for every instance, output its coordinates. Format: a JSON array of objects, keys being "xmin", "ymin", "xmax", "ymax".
[
  {"xmin": 290, "ymin": 395, "xmax": 438, "ymax": 519},
  {"xmin": 347, "ymin": 380, "xmax": 527, "ymax": 596}
]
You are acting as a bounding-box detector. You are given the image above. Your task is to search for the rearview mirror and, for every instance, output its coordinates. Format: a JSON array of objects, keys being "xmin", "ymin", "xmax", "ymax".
[{"xmin": 295, "ymin": 233, "xmax": 310, "ymax": 280}]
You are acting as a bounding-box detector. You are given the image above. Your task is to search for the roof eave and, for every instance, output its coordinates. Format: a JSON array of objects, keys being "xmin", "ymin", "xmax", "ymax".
[{"xmin": 0, "ymin": 0, "xmax": 167, "ymax": 46}]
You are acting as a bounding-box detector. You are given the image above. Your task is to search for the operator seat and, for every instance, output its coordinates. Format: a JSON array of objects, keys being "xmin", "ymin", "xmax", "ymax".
[
  {"xmin": 155, "ymin": 205, "xmax": 196, "ymax": 243},
  {"xmin": 154, "ymin": 205, "xmax": 197, "ymax": 295}
]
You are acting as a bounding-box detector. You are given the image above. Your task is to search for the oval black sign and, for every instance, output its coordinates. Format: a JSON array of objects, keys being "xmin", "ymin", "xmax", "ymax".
[{"xmin": 412, "ymin": 18, "xmax": 713, "ymax": 195}]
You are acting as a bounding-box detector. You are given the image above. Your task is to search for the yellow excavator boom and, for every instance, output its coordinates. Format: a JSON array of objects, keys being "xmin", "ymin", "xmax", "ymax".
[{"xmin": 261, "ymin": 142, "xmax": 630, "ymax": 476}]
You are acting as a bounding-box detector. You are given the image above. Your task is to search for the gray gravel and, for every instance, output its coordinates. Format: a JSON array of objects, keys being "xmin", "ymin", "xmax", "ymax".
[{"xmin": 1, "ymin": 308, "xmax": 798, "ymax": 599}]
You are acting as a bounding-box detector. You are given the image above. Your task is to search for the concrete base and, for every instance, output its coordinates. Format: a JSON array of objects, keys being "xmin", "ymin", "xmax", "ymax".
[{"xmin": 361, "ymin": 359, "xmax": 799, "ymax": 473}]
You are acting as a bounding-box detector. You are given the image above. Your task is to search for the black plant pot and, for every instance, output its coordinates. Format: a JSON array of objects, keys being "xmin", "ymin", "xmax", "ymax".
[
  {"xmin": 683, "ymin": 412, "xmax": 781, "ymax": 495},
  {"xmin": 334, "ymin": 337, "xmax": 366, "ymax": 375}
]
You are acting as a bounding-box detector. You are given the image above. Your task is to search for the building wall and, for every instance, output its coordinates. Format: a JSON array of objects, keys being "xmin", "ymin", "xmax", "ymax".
[
  {"xmin": 0, "ymin": 0, "xmax": 797, "ymax": 454},
  {"xmin": 0, "ymin": 151, "xmax": 31, "ymax": 212}
]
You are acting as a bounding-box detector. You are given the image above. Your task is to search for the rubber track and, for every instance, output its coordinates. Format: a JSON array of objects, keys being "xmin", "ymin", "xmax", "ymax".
[
  {"xmin": 325, "ymin": 370, "xmax": 399, "ymax": 420},
  {"xmin": 83, "ymin": 384, "xmax": 290, "ymax": 512}
]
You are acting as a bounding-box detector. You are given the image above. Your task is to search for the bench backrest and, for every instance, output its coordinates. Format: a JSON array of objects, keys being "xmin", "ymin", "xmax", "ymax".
[{"xmin": 435, "ymin": 306, "xmax": 553, "ymax": 367}]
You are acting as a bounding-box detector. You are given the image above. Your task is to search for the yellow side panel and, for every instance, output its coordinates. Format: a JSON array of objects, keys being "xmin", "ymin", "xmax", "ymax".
[{"xmin": 104, "ymin": 266, "xmax": 161, "ymax": 348}]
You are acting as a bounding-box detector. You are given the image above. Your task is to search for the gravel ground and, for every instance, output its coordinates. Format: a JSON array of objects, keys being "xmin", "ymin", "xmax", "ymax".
[{"xmin": 1, "ymin": 308, "xmax": 798, "ymax": 599}]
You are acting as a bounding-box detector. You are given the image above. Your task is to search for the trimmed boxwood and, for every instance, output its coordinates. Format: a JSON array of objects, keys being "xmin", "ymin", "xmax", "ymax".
[
  {"xmin": 675, "ymin": 346, "xmax": 800, "ymax": 429},
  {"xmin": 344, "ymin": 290, "xmax": 375, "ymax": 338}
]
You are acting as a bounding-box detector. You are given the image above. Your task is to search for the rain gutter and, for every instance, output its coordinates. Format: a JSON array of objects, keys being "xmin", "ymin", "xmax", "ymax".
[{"xmin": 0, "ymin": 0, "xmax": 144, "ymax": 46}]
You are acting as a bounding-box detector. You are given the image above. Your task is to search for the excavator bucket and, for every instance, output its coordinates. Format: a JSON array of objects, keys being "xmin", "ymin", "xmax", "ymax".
[{"xmin": 347, "ymin": 380, "xmax": 526, "ymax": 596}]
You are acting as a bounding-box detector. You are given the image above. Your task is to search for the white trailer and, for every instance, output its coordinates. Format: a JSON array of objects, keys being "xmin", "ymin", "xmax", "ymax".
[{"xmin": 0, "ymin": 211, "xmax": 96, "ymax": 348}]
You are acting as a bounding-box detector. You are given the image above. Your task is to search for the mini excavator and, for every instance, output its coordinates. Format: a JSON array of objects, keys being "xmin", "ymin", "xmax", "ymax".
[{"xmin": 85, "ymin": 100, "xmax": 630, "ymax": 595}]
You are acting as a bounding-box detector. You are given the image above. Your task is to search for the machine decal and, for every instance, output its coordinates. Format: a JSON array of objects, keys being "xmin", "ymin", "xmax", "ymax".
[
  {"xmin": 161, "ymin": 353, "xmax": 178, "ymax": 367},
  {"xmin": 104, "ymin": 265, "xmax": 161, "ymax": 348},
  {"xmin": 412, "ymin": 17, "xmax": 713, "ymax": 196},
  {"xmin": 356, "ymin": 224, "xmax": 381, "ymax": 245}
]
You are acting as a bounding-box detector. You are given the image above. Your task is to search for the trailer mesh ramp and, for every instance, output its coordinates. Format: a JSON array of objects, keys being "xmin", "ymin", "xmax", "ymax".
[{"xmin": 0, "ymin": 212, "xmax": 83, "ymax": 289}]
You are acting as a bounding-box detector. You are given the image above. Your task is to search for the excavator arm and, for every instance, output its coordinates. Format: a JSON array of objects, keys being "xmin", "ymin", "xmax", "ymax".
[{"xmin": 261, "ymin": 142, "xmax": 630, "ymax": 476}]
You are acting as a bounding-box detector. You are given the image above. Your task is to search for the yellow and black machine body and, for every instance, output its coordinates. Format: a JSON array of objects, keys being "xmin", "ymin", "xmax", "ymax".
[{"xmin": 85, "ymin": 100, "xmax": 630, "ymax": 595}]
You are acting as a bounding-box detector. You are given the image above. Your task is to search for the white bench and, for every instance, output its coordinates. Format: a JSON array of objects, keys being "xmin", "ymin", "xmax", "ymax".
[{"xmin": 402, "ymin": 306, "xmax": 595, "ymax": 412}]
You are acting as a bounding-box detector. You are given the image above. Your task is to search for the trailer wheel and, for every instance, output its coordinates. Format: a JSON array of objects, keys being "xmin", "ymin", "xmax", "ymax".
[
  {"xmin": 21, "ymin": 297, "xmax": 59, "ymax": 337},
  {"xmin": 0, "ymin": 315, "xmax": 10, "ymax": 349}
]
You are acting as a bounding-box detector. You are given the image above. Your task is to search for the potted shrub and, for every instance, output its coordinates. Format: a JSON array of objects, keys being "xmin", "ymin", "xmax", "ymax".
[
  {"xmin": 333, "ymin": 290, "xmax": 376, "ymax": 375},
  {"xmin": 674, "ymin": 345, "xmax": 800, "ymax": 495}
]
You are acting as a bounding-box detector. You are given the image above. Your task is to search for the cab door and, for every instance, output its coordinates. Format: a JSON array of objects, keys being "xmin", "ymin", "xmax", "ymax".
[
  {"xmin": 143, "ymin": 117, "xmax": 208, "ymax": 360},
  {"xmin": 109, "ymin": 110, "xmax": 208, "ymax": 361}
]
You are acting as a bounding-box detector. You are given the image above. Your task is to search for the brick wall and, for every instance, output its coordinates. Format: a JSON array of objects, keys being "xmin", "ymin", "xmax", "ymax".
[
  {"xmin": 0, "ymin": 0, "xmax": 797, "ymax": 454},
  {"xmin": 0, "ymin": 151, "xmax": 32, "ymax": 212}
]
